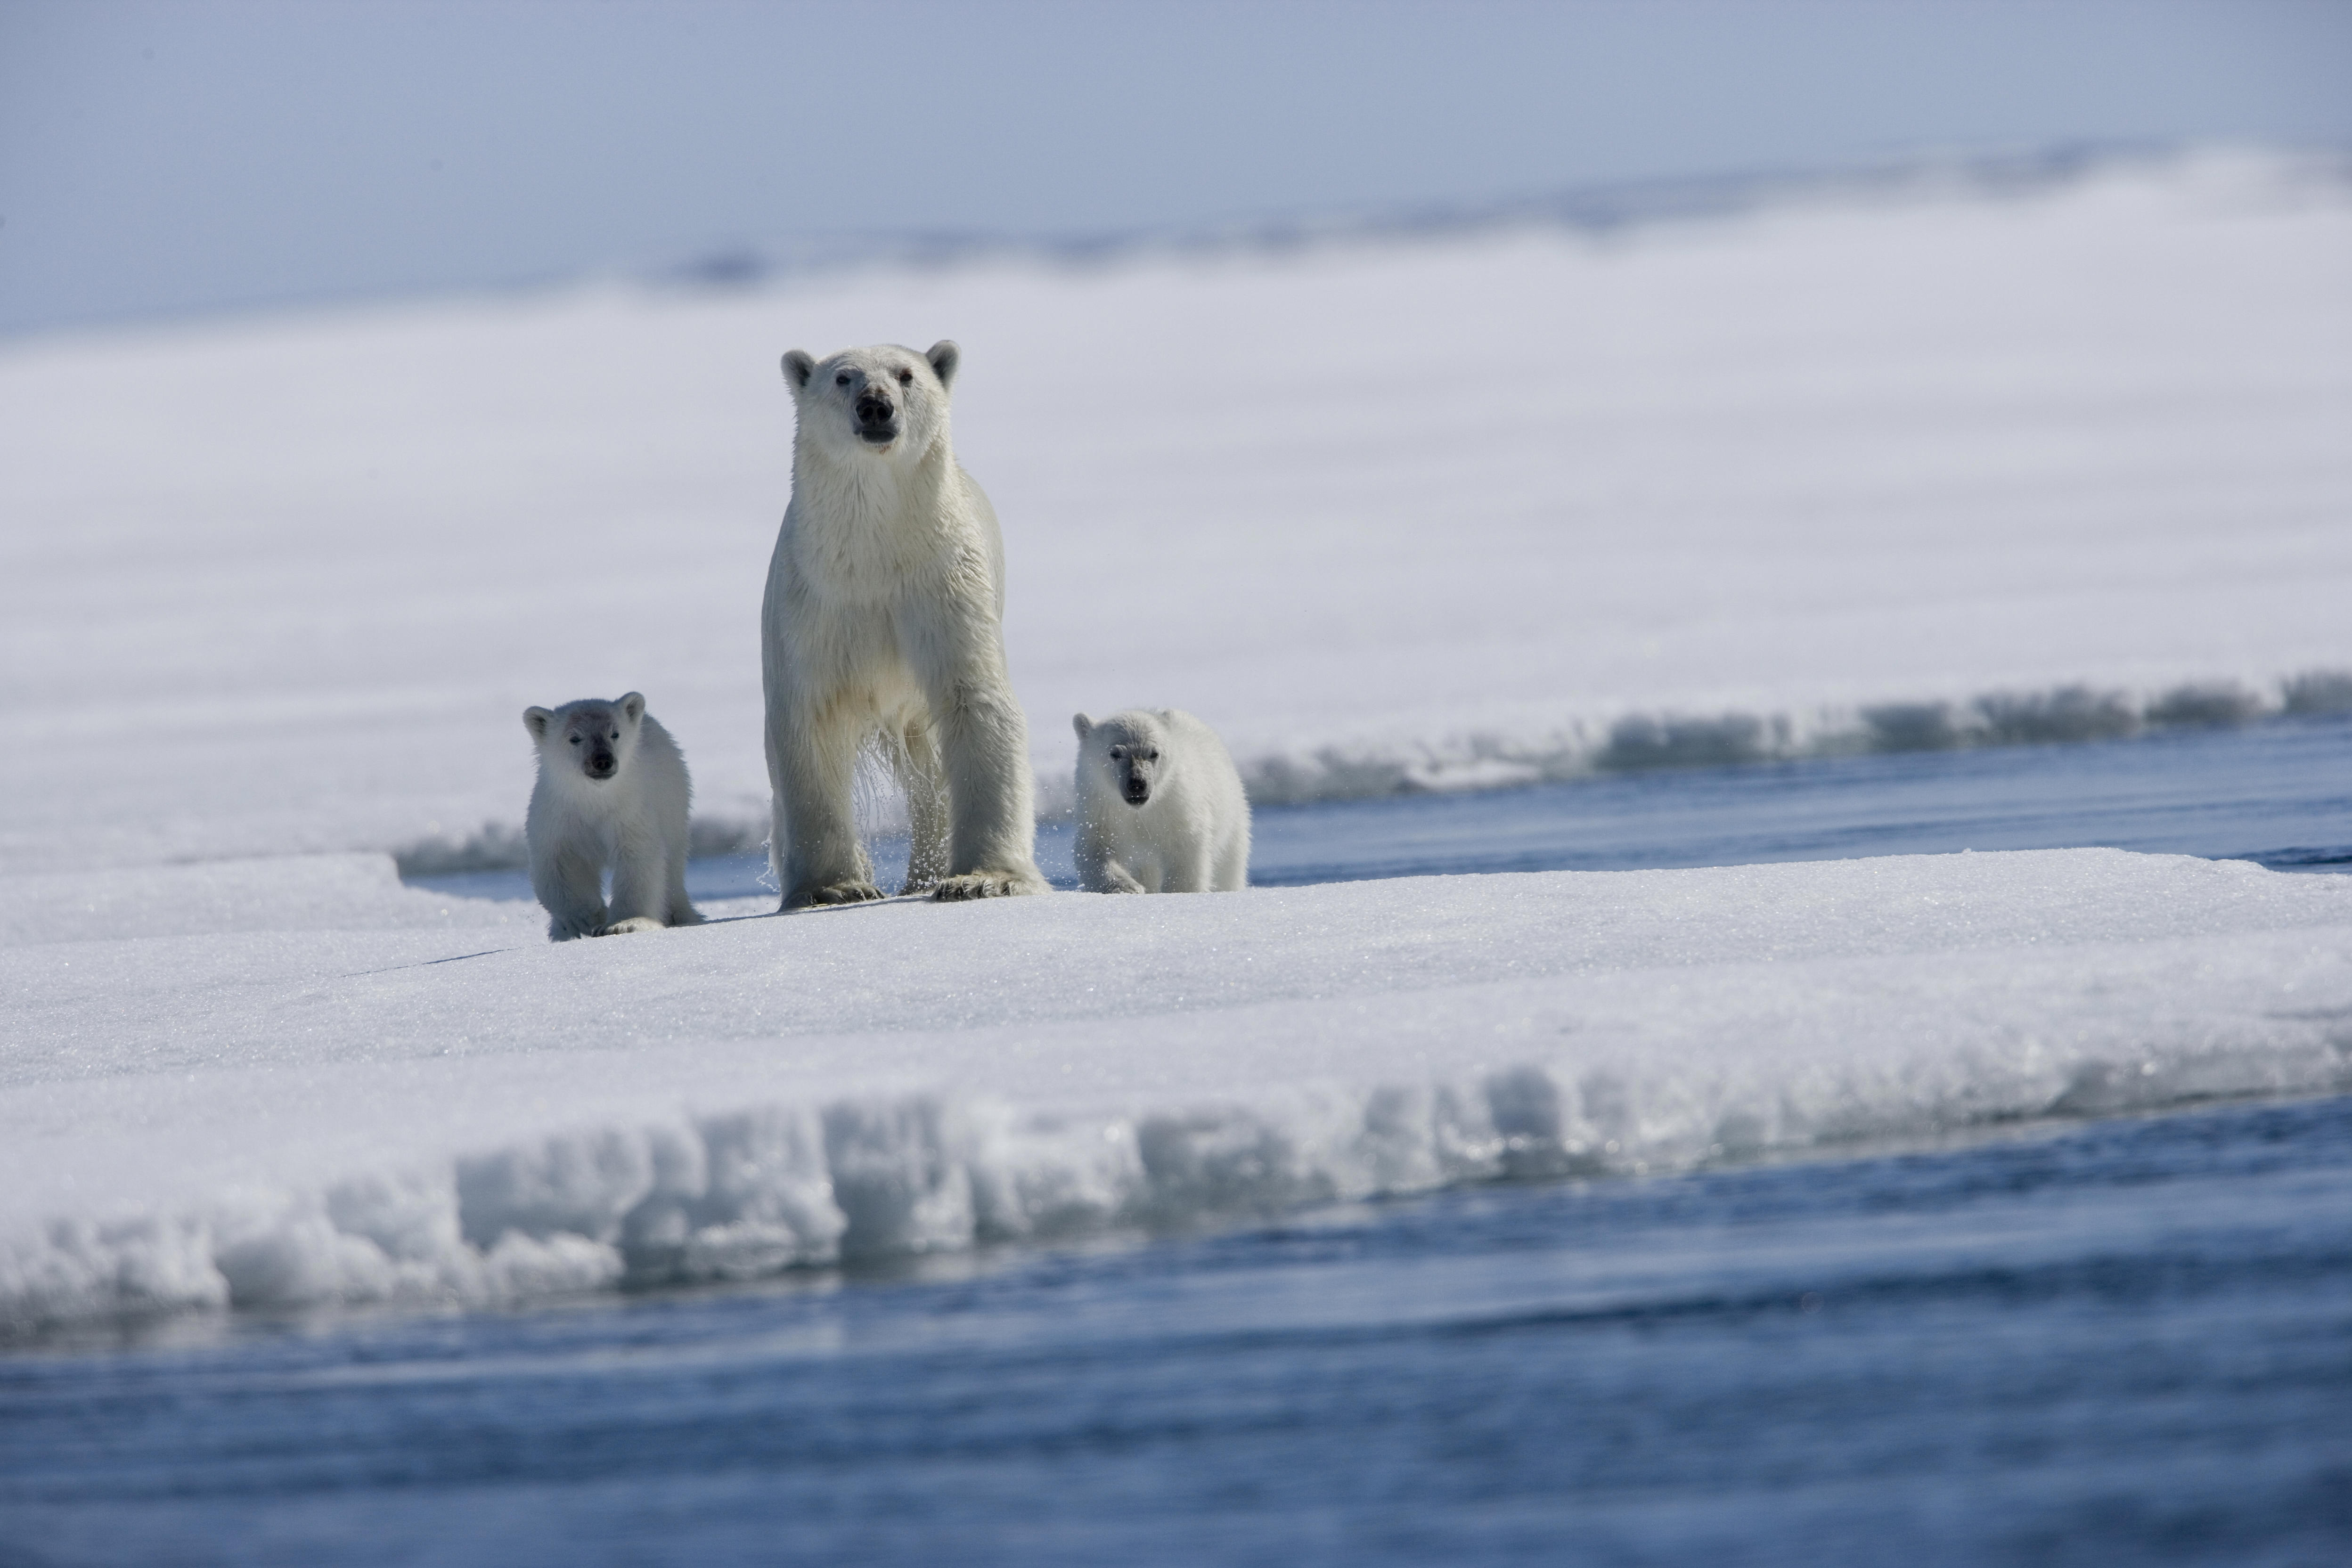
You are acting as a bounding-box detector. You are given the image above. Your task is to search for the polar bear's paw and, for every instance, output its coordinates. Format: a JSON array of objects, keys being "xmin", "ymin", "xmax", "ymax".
[
  {"xmin": 806, "ymin": 880, "xmax": 886, "ymax": 906},
  {"xmin": 931, "ymin": 869, "xmax": 1049, "ymax": 902},
  {"xmin": 596, "ymin": 916, "xmax": 666, "ymax": 936}
]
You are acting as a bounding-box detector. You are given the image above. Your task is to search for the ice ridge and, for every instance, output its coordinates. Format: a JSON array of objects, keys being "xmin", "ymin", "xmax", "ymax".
[
  {"xmin": 9, "ymin": 1029, "xmax": 2347, "ymax": 1339},
  {"xmin": 1241, "ymin": 673, "xmax": 2352, "ymax": 804}
]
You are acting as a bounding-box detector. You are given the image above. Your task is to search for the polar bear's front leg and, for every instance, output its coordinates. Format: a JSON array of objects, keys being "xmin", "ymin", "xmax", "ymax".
[
  {"xmin": 920, "ymin": 665, "xmax": 1048, "ymax": 903},
  {"xmin": 1074, "ymin": 825, "xmax": 1144, "ymax": 894},
  {"xmin": 768, "ymin": 696, "xmax": 882, "ymax": 909},
  {"xmin": 606, "ymin": 825, "xmax": 674, "ymax": 931},
  {"xmin": 894, "ymin": 719, "xmax": 953, "ymax": 896},
  {"xmin": 531, "ymin": 841, "xmax": 609, "ymax": 942},
  {"xmin": 1163, "ymin": 844, "xmax": 1218, "ymax": 895}
]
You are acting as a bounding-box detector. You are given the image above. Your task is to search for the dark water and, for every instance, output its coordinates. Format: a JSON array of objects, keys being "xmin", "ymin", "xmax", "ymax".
[
  {"xmin": 410, "ymin": 713, "xmax": 2352, "ymax": 908},
  {"xmin": 1241, "ymin": 713, "xmax": 2352, "ymax": 885},
  {"xmin": 13, "ymin": 718, "xmax": 2351, "ymax": 1565},
  {"xmin": 4, "ymin": 1096, "xmax": 2348, "ymax": 1566}
]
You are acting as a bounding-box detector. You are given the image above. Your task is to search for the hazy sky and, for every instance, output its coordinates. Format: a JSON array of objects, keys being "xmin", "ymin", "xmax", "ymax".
[{"xmin": 2, "ymin": 0, "xmax": 2348, "ymax": 336}]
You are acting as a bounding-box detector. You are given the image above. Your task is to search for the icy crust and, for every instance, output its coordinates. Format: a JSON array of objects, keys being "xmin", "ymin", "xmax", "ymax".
[
  {"xmin": 8, "ymin": 992, "xmax": 2349, "ymax": 1336},
  {"xmin": 6, "ymin": 849, "xmax": 2352, "ymax": 1336},
  {"xmin": 1239, "ymin": 672, "xmax": 2352, "ymax": 804}
]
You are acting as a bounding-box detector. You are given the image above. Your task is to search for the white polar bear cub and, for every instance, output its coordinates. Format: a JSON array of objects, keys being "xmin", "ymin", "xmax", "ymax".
[
  {"xmin": 1072, "ymin": 709, "xmax": 1251, "ymax": 893},
  {"xmin": 763, "ymin": 339, "xmax": 1048, "ymax": 909},
  {"xmin": 523, "ymin": 693, "xmax": 702, "ymax": 941}
]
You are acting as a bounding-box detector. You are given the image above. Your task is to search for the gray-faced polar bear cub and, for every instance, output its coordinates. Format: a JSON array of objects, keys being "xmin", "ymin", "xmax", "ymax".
[
  {"xmin": 523, "ymin": 693, "xmax": 702, "ymax": 941},
  {"xmin": 1072, "ymin": 710, "xmax": 1251, "ymax": 893},
  {"xmin": 763, "ymin": 339, "xmax": 1048, "ymax": 909}
]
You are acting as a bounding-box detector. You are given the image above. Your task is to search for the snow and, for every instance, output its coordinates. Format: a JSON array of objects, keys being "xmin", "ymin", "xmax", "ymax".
[
  {"xmin": 5, "ymin": 149, "xmax": 2352, "ymax": 1334},
  {"xmin": 3, "ymin": 150, "xmax": 2349, "ymax": 870},
  {"xmin": 6, "ymin": 849, "xmax": 2352, "ymax": 1332}
]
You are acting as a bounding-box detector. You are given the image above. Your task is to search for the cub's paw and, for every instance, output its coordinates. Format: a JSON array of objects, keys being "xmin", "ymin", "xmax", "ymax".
[
  {"xmin": 596, "ymin": 916, "xmax": 665, "ymax": 936},
  {"xmin": 931, "ymin": 869, "xmax": 1049, "ymax": 902},
  {"xmin": 804, "ymin": 880, "xmax": 885, "ymax": 907}
]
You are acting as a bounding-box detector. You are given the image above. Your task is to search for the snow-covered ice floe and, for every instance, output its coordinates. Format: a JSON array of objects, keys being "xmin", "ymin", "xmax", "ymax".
[
  {"xmin": 5, "ymin": 848, "xmax": 2349, "ymax": 1335},
  {"xmin": 4, "ymin": 149, "xmax": 2351, "ymax": 871}
]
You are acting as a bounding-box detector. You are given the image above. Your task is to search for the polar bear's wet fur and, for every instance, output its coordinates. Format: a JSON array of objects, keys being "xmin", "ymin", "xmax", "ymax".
[
  {"xmin": 523, "ymin": 693, "xmax": 702, "ymax": 941},
  {"xmin": 1073, "ymin": 709, "xmax": 1251, "ymax": 893},
  {"xmin": 763, "ymin": 340, "xmax": 1047, "ymax": 908}
]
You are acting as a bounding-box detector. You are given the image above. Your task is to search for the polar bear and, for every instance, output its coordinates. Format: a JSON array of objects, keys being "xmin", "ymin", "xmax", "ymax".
[
  {"xmin": 1072, "ymin": 709, "xmax": 1251, "ymax": 893},
  {"xmin": 763, "ymin": 339, "xmax": 1048, "ymax": 909},
  {"xmin": 523, "ymin": 693, "xmax": 702, "ymax": 941}
]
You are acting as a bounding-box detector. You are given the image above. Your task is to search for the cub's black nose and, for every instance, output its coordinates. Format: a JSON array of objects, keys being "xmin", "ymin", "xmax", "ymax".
[
  {"xmin": 855, "ymin": 392, "xmax": 895, "ymax": 426},
  {"xmin": 1125, "ymin": 781, "xmax": 1149, "ymax": 804}
]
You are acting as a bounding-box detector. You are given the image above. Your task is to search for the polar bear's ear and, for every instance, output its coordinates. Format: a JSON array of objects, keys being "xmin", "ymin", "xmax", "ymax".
[
  {"xmin": 523, "ymin": 707, "xmax": 554, "ymax": 741},
  {"xmin": 1071, "ymin": 713, "xmax": 1093, "ymax": 740},
  {"xmin": 926, "ymin": 340, "xmax": 960, "ymax": 392},
  {"xmin": 619, "ymin": 692, "xmax": 646, "ymax": 724},
  {"xmin": 782, "ymin": 350, "xmax": 816, "ymax": 391}
]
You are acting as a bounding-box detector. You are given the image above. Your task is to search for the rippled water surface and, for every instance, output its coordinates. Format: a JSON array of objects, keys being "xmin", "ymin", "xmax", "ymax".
[{"xmin": 5, "ymin": 1095, "xmax": 2348, "ymax": 1566}]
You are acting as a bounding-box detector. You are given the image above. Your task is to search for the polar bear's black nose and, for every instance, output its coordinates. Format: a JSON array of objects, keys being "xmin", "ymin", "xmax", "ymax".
[
  {"xmin": 855, "ymin": 392, "xmax": 895, "ymax": 427},
  {"xmin": 1124, "ymin": 778, "xmax": 1150, "ymax": 804}
]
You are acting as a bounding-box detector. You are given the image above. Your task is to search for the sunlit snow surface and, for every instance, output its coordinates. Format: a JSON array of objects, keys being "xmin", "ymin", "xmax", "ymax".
[
  {"xmin": 6, "ymin": 846, "xmax": 2352, "ymax": 1333},
  {"xmin": 5, "ymin": 151, "xmax": 2352, "ymax": 1337}
]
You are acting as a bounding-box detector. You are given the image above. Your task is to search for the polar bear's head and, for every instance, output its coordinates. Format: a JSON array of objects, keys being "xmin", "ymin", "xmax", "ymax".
[
  {"xmin": 782, "ymin": 341, "xmax": 959, "ymax": 462},
  {"xmin": 524, "ymin": 693, "xmax": 647, "ymax": 785},
  {"xmin": 1074, "ymin": 711, "xmax": 1166, "ymax": 807}
]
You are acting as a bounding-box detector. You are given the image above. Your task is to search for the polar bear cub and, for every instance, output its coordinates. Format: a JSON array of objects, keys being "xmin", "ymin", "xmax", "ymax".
[
  {"xmin": 763, "ymin": 339, "xmax": 1047, "ymax": 909},
  {"xmin": 1072, "ymin": 709, "xmax": 1250, "ymax": 893},
  {"xmin": 523, "ymin": 692, "xmax": 702, "ymax": 941}
]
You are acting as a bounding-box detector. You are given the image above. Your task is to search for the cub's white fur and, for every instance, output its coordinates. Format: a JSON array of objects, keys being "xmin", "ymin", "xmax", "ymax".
[
  {"xmin": 763, "ymin": 339, "xmax": 1047, "ymax": 908},
  {"xmin": 523, "ymin": 692, "xmax": 702, "ymax": 941},
  {"xmin": 1072, "ymin": 709, "xmax": 1250, "ymax": 893}
]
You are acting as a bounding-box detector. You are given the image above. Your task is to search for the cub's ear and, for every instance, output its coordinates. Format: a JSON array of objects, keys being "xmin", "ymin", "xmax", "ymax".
[
  {"xmin": 782, "ymin": 350, "xmax": 816, "ymax": 390},
  {"xmin": 1071, "ymin": 713, "xmax": 1093, "ymax": 739},
  {"xmin": 619, "ymin": 692, "xmax": 646, "ymax": 723},
  {"xmin": 523, "ymin": 707, "xmax": 554, "ymax": 741},
  {"xmin": 926, "ymin": 340, "xmax": 960, "ymax": 392}
]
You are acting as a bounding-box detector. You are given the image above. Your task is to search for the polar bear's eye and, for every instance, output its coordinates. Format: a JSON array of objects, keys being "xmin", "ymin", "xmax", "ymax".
[
  {"xmin": 896, "ymin": 369, "xmax": 913, "ymax": 384},
  {"xmin": 1109, "ymin": 747, "xmax": 1125, "ymax": 760},
  {"xmin": 835, "ymin": 373, "xmax": 851, "ymax": 386},
  {"xmin": 569, "ymin": 736, "xmax": 582, "ymax": 745}
]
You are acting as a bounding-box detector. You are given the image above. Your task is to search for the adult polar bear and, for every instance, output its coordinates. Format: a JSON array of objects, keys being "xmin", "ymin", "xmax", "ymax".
[{"xmin": 762, "ymin": 340, "xmax": 1048, "ymax": 908}]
